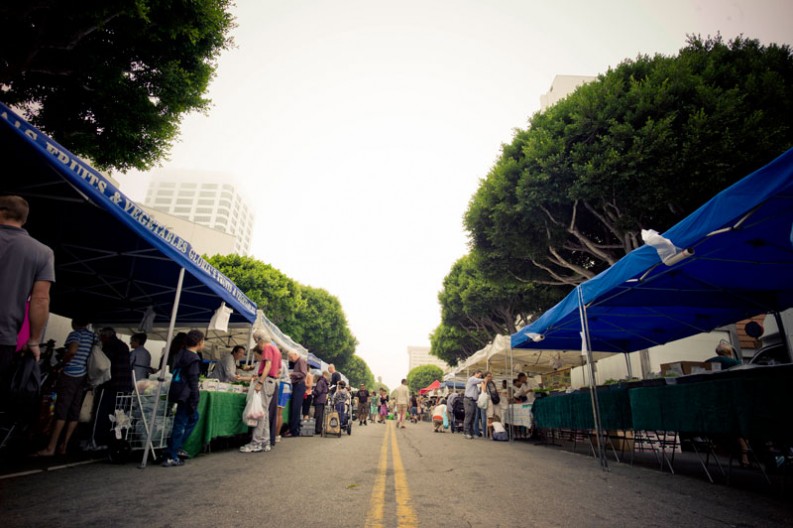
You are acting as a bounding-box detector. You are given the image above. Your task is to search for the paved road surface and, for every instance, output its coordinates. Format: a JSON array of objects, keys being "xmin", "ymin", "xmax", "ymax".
[{"xmin": 2, "ymin": 420, "xmax": 791, "ymax": 527}]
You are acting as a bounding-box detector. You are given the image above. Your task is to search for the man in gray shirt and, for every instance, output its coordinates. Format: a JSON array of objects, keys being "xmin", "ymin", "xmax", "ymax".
[
  {"xmin": 129, "ymin": 332, "xmax": 153, "ymax": 383},
  {"xmin": 463, "ymin": 370, "xmax": 483, "ymax": 439},
  {"xmin": 0, "ymin": 195, "xmax": 55, "ymax": 400},
  {"xmin": 211, "ymin": 345, "xmax": 246, "ymax": 382}
]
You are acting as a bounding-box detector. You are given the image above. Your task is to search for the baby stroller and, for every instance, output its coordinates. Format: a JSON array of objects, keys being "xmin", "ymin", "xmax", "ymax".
[
  {"xmin": 323, "ymin": 385, "xmax": 352, "ymax": 437},
  {"xmin": 450, "ymin": 397, "xmax": 465, "ymax": 433}
]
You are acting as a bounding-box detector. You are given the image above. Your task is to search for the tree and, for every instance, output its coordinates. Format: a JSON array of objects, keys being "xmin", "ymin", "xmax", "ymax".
[
  {"xmin": 343, "ymin": 355, "xmax": 375, "ymax": 390},
  {"xmin": 0, "ymin": 1, "xmax": 235, "ymax": 171},
  {"xmin": 206, "ymin": 255, "xmax": 358, "ymax": 371},
  {"xmin": 290, "ymin": 285, "xmax": 358, "ymax": 370},
  {"xmin": 465, "ymin": 36, "xmax": 793, "ymax": 287},
  {"xmin": 430, "ymin": 253, "xmax": 565, "ymax": 366},
  {"xmin": 207, "ymin": 254, "xmax": 306, "ymax": 329},
  {"xmin": 406, "ymin": 365, "xmax": 444, "ymax": 394}
]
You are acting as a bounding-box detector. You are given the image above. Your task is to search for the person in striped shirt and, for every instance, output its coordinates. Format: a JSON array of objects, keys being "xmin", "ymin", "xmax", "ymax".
[{"xmin": 36, "ymin": 317, "xmax": 95, "ymax": 456}]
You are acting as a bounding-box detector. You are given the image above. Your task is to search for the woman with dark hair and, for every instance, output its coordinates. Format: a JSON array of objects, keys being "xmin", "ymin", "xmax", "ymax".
[
  {"xmin": 161, "ymin": 332, "xmax": 187, "ymax": 373},
  {"xmin": 163, "ymin": 329, "xmax": 205, "ymax": 467}
]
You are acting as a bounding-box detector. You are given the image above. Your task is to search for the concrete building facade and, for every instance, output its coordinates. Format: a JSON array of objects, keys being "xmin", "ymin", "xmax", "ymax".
[
  {"xmin": 539, "ymin": 74, "xmax": 597, "ymax": 111},
  {"xmin": 407, "ymin": 345, "xmax": 449, "ymax": 372},
  {"xmin": 144, "ymin": 171, "xmax": 254, "ymax": 255}
]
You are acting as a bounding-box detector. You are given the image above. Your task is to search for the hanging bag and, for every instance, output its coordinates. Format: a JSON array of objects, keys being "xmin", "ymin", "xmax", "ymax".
[
  {"xmin": 242, "ymin": 384, "xmax": 265, "ymax": 426},
  {"xmin": 477, "ymin": 390, "xmax": 489, "ymax": 410},
  {"xmin": 87, "ymin": 341, "xmax": 111, "ymax": 387},
  {"xmin": 487, "ymin": 381, "xmax": 500, "ymax": 405}
]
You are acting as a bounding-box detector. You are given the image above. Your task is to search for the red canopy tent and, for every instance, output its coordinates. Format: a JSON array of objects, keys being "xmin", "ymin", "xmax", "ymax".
[{"xmin": 419, "ymin": 380, "xmax": 441, "ymax": 394}]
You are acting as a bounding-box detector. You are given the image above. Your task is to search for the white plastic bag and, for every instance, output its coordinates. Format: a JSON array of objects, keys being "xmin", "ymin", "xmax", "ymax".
[
  {"xmin": 243, "ymin": 385, "xmax": 265, "ymax": 426},
  {"xmin": 87, "ymin": 342, "xmax": 111, "ymax": 387},
  {"xmin": 477, "ymin": 391, "xmax": 489, "ymax": 410}
]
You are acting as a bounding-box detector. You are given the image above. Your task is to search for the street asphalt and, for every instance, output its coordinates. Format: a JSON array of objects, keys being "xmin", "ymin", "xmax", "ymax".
[{"xmin": 1, "ymin": 418, "xmax": 791, "ymax": 527}]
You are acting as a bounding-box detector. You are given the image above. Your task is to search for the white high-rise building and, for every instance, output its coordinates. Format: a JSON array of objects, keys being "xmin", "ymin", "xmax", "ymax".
[
  {"xmin": 539, "ymin": 74, "xmax": 597, "ymax": 111},
  {"xmin": 144, "ymin": 171, "xmax": 254, "ymax": 255},
  {"xmin": 407, "ymin": 346, "xmax": 449, "ymax": 372}
]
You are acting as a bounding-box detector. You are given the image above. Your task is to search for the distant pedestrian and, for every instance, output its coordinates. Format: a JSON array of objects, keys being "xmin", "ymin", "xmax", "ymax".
[
  {"xmin": 378, "ymin": 387, "xmax": 389, "ymax": 423},
  {"xmin": 395, "ymin": 379, "xmax": 410, "ymax": 429},
  {"xmin": 357, "ymin": 384, "xmax": 370, "ymax": 425}
]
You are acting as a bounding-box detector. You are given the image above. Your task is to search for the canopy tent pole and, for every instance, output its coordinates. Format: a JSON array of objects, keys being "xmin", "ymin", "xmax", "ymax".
[
  {"xmin": 140, "ymin": 267, "xmax": 185, "ymax": 469},
  {"xmin": 577, "ymin": 286, "xmax": 609, "ymax": 471},
  {"xmin": 624, "ymin": 353, "xmax": 634, "ymax": 379},
  {"xmin": 508, "ymin": 342, "xmax": 515, "ymax": 442}
]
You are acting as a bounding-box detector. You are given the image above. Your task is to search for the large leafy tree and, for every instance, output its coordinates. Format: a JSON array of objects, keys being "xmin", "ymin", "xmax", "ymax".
[
  {"xmin": 343, "ymin": 355, "xmax": 375, "ymax": 390},
  {"xmin": 290, "ymin": 285, "xmax": 358, "ymax": 370},
  {"xmin": 0, "ymin": 0, "xmax": 235, "ymax": 171},
  {"xmin": 430, "ymin": 253, "xmax": 564, "ymax": 366},
  {"xmin": 406, "ymin": 365, "xmax": 444, "ymax": 394},
  {"xmin": 466, "ymin": 36, "xmax": 793, "ymax": 286},
  {"xmin": 206, "ymin": 254, "xmax": 359, "ymax": 373},
  {"xmin": 207, "ymin": 254, "xmax": 306, "ymax": 330}
]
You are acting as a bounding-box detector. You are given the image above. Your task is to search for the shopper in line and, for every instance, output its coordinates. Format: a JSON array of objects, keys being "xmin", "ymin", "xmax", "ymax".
[{"xmin": 162, "ymin": 329, "xmax": 205, "ymax": 467}]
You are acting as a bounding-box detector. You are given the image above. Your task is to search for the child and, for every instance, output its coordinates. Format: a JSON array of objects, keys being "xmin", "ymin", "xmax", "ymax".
[{"xmin": 491, "ymin": 416, "xmax": 508, "ymax": 441}]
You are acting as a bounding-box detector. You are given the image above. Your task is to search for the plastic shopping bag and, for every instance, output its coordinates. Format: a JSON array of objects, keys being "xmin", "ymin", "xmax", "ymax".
[{"xmin": 243, "ymin": 385, "xmax": 265, "ymax": 426}]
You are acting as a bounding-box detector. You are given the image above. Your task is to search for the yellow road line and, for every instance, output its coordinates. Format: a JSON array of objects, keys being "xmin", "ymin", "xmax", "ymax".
[
  {"xmin": 390, "ymin": 423, "xmax": 418, "ymax": 527},
  {"xmin": 365, "ymin": 422, "xmax": 390, "ymax": 528}
]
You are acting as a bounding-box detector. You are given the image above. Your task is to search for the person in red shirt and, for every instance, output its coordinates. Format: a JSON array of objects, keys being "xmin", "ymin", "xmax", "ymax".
[{"xmin": 240, "ymin": 329, "xmax": 281, "ymax": 453}]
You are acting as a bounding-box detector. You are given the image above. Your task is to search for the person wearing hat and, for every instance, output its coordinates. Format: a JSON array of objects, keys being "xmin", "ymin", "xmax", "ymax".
[{"xmin": 357, "ymin": 384, "xmax": 370, "ymax": 426}]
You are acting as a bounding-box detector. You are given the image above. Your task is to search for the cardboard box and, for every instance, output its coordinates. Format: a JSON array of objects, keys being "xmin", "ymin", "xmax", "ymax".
[{"xmin": 660, "ymin": 361, "xmax": 714, "ymax": 376}]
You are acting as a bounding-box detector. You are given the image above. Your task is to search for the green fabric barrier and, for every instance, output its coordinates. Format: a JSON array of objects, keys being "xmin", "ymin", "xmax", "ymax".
[
  {"xmin": 183, "ymin": 391, "xmax": 249, "ymax": 457},
  {"xmin": 533, "ymin": 387, "xmax": 631, "ymax": 430},
  {"xmin": 629, "ymin": 369, "xmax": 793, "ymax": 440}
]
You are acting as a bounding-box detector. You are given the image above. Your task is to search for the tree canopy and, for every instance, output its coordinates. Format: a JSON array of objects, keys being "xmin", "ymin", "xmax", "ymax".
[
  {"xmin": 406, "ymin": 365, "xmax": 444, "ymax": 394},
  {"xmin": 344, "ymin": 355, "xmax": 375, "ymax": 390},
  {"xmin": 465, "ymin": 35, "xmax": 793, "ymax": 287},
  {"xmin": 0, "ymin": 0, "xmax": 235, "ymax": 171},
  {"xmin": 207, "ymin": 254, "xmax": 360, "ymax": 375},
  {"xmin": 434, "ymin": 35, "xmax": 793, "ymax": 367}
]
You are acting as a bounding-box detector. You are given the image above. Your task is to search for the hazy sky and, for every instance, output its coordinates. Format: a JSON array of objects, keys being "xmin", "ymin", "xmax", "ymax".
[{"xmin": 116, "ymin": 0, "xmax": 792, "ymax": 390}]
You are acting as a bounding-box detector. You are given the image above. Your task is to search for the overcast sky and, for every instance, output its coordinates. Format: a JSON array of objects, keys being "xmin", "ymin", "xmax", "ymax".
[{"xmin": 116, "ymin": 0, "xmax": 792, "ymax": 390}]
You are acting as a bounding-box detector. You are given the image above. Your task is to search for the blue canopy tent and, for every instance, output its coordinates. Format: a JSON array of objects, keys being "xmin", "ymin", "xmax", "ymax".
[
  {"xmin": 512, "ymin": 147, "xmax": 793, "ymax": 353},
  {"xmin": 0, "ymin": 102, "xmax": 257, "ymax": 328},
  {"xmin": 1, "ymin": 102, "xmax": 259, "ymax": 467},
  {"xmin": 510, "ymin": 147, "xmax": 793, "ymax": 468}
]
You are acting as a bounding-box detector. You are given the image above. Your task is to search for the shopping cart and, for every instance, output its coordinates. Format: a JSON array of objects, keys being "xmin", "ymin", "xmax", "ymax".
[{"xmin": 110, "ymin": 378, "xmax": 173, "ymax": 463}]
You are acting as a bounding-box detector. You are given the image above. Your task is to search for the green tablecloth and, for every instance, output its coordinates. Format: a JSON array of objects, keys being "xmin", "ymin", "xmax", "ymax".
[
  {"xmin": 629, "ymin": 367, "xmax": 793, "ymax": 440},
  {"xmin": 532, "ymin": 365, "xmax": 793, "ymax": 441},
  {"xmin": 532, "ymin": 387, "xmax": 632, "ymax": 430},
  {"xmin": 183, "ymin": 391, "xmax": 249, "ymax": 457}
]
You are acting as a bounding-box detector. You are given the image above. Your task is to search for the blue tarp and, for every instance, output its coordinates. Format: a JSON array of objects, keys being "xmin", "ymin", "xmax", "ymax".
[
  {"xmin": 0, "ymin": 102, "xmax": 257, "ymax": 325},
  {"xmin": 512, "ymin": 148, "xmax": 793, "ymax": 353}
]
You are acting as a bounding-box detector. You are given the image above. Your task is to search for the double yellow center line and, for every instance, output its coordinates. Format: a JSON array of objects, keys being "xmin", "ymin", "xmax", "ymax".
[{"xmin": 365, "ymin": 421, "xmax": 418, "ymax": 527}]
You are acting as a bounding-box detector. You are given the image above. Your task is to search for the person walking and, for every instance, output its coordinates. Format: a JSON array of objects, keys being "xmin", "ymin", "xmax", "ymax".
[
  {"xmin": 463, "ymin": 370, "xmax": 483, "ymax": 440},
  {"xmin": 0, "ymin": 195, "xmax": 54, "ymax": 400},
  {"xmin": 357, "ymin": 384, "xmax": 370, "ymax": 425},
  {"xmin": 162, "ymin": 329, "xmax": 205, "ymax": 467},
  {"xmin": 394, "ymin": 379, "xmax": 410, "ymax": 429}
]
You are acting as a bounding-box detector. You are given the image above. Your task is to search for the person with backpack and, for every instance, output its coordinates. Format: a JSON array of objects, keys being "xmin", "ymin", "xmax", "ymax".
[{"xmin": 162, "ymin": 329, "xmax": 204, "ymax": 467}]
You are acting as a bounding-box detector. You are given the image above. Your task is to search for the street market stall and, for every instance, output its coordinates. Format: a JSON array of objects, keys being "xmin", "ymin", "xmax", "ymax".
[{"xmin": 511, "ymin": 147, "xmax": 793, "ymax": 473}]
